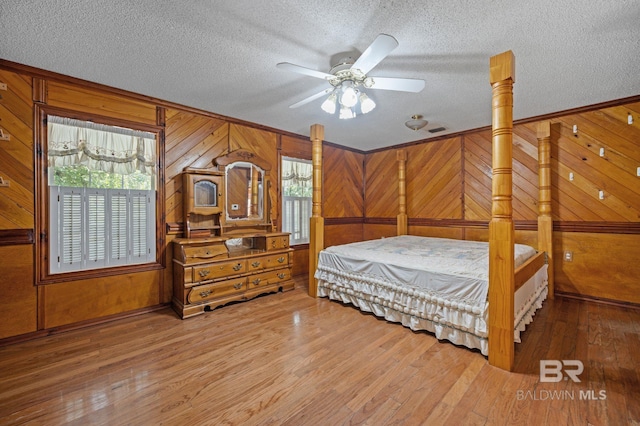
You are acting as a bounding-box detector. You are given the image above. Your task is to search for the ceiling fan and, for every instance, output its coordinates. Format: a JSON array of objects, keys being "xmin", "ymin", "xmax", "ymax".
[{"xmin": 277, "ymin": 34, "xmax": 425, "ymax": 119}]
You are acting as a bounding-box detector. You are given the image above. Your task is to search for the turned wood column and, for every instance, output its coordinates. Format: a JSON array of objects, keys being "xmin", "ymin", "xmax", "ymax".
[
  {"xmin": 488, "ymin": 50, "xmax": 516, "ymax": 371},
  {"xmin": 308, "ymin": 124, "xmax": 324, "ymax": 297},
  {"xmin": 537, "ymin": 121, "xmax": 554, "ymax": 299},
  {"xmin": 397, "ymin": 149, "xmax": 408, "ymax": 236}
]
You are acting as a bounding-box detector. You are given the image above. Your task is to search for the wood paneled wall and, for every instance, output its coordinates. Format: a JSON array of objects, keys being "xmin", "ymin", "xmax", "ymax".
[
  {"xmin": 0, "ymin": 70, "xmax": 37, "ymax": 339},
  {"xmin": 323, "ymin": 145, "xmax": 365, "ymax": 248},
  {"xmin": 0, "ymin": 60, "xmax": 317, "ymax": 341},
  {"xmin": 363, "ymin": 100, "xmax": 640, "ymax": 305}
]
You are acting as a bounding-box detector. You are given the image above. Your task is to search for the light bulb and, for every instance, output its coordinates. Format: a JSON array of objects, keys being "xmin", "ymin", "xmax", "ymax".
[
  {"xmin": 340, "ymin": 84, "xmax": 358, "ymax": 108},
  {"xmin": 339, "ymin": 105, "xmax": 355, "ymax": 120},
  {"xmin": 321, "ymin": 93, "xmax": 337, "ymax": 114},
  {"xmin": 359, "ymin": 92, "xmax": 376, "ymax": 114}
]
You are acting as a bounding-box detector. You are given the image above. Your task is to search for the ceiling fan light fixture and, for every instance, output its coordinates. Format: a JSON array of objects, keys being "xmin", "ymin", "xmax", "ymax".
[
  {"xmin": 339, "ymin": 82, "xmax": 358, "ymax": 108},
  {"xmin": 359, "ymin": 92, "xmax": 376, "ymax": 114},
  {"xmin": 321, "ymin": 92, "xmax": 337, "ymax": 114},
  {"xmin": 339, "ymin": 105, "xmax": 355, "ymax": 120},
  {"xmin": 405, "ymin": 114, "xmax": 428, "ymax": 131}
]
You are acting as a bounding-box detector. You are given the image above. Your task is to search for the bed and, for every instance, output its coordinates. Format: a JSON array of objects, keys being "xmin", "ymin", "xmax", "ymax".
[
  {"xmin": 314, "ymin": 235, "xmax": 548, "ymax": 356},
  {"xmin": 307, "ymin": 51, "xmax": 554, "ymax": 371}
]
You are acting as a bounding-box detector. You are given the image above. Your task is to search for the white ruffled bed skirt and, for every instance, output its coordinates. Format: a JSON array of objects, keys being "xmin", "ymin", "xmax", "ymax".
[{"xmin": 316, "ymin": 265, "xmax": 548, "ymax": 356}]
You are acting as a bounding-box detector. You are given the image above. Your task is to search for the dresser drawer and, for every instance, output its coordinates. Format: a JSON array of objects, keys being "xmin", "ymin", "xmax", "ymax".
[
  {"xmin": 187, "ymin": 278, "xmax": 246, "ymax": 304},
  {"xmin": 193, "ymin": 260, "xmax": 246, "ymax": 282},
  {"xmin": 255, "ymin": 234, "xmax": 290, "ymax": 251},
  {"xmin": 247, "ymin": 253, "xmax": 290, "ymax": 272},
  {"xmin": 267, "ymin": 235, "xmax": 289, "ymax": 250},
  {"xmin": 248, "ymin": 268, "xmax": 291, "ymax": 289},
  {"xmin": 184, "ymin": 244, "xmax": 227, "ymax": 263}
]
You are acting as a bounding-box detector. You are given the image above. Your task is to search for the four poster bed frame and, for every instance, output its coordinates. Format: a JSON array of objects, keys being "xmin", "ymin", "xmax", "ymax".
[{"xmin": 308, "ymin": 51, "xmax": 554, "ymax": 371}]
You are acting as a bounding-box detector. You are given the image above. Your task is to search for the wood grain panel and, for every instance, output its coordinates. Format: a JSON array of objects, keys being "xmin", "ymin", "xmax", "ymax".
[
  {"xmin": 0, "ymin": 69, "xmax": 34, "ymax": 229},
  {"xmin": 405, "ymin": 137, "xmax": 462, "ymax": 219},
  {"xmin": 164, "ymin": 109, "xmax": 229, "ymax": 224},
  {"xmin": 365, "ymin": 150, "xmax": 398, "ymax": 218},
  {"xmin": 41, "ymin": 270, "xmax": 161, "ymax": 329},
  {"xmin": 463, "ymin": 131, "xmax": 492, "ymax": 220},
  {"xmin": 0, "ymin": 245, "xmax": 36, "ymax": 339},
  {"xmin": 46, "ymin": 81, "xmax": 157, "ymax": 125},
  {"xmin": 554, "ymin": 232, "xmax": 640, "ymax": 304},
  {"xmin": 323, "ymin": 145, "xmax": 364, "ymax": 218},
  {"xmin": 325, "ymin": 223, "xmax": 364, "ymax": 248},
  {"xmin": 463, "ymin": 126, "xmax": 541, "ymax": 222},
  {"xmin": 229, "ymin": 124, "xmax": 278, "ymax": 223},
  {"xmin": 552, "ymin": 111, "xmax": 640, "ymax": 221},
  {"xmin": 280, "ymin": 135, "xmax": 311, "ymax": 160},
  {"xmin": 362, "ymin": 224, "xmax": 396, "ymax": 240}
]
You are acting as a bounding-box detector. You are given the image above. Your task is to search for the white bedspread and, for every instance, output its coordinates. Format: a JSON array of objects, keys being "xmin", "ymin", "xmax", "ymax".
[
  {"xmin": 315, "ymin": 235, "xmax": 547, "ymax": 355},
  {"xmin": 316, "ymin": 235, "xmax": 536, "ymax": 310}
]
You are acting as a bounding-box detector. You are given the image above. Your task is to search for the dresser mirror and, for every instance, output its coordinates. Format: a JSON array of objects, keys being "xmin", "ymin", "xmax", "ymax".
[{"xmin": 225, "ymin": 161, "xmax": 264, "ymax": 222}]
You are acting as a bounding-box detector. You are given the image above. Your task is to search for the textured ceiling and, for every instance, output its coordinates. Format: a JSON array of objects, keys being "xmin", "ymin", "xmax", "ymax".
[{"xmin": 1, "ymin": 1, "xmax": 639, "ymax": 151}]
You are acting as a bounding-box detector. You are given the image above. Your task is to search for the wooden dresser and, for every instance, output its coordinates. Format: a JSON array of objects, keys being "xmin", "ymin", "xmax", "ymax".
[
  {"xmin": 172, "ymin": 149, "xmax": 294, "ymax": 318},
  {"xmin": 172, "ymin": 233, "xmax": 294, "ymax": 318}
]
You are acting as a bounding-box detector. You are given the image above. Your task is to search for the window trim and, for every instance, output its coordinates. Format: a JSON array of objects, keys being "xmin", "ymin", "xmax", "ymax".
[{"xmin": 35, "ymin": 105, "xmax": 165, "ymax": 285}]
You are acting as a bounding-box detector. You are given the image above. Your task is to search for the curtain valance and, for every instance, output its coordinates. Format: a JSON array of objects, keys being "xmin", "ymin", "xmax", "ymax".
[
  {"xmin": 47, "ymin": 115, "xmax": 157, "ymax": 176},
  {"xmin": 282, "ymin": 159, "xmax": 312, "ymax": 188}
]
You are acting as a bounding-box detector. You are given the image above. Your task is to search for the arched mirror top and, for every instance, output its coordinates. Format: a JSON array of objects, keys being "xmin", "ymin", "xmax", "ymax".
[{"xmin": 213, "ymin": 149, "xmax": 272, "ymax": 226}]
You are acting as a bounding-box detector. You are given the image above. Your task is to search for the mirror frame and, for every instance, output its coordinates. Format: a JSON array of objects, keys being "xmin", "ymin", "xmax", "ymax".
[{"xmin": 213, "ymin": 149, "xmax": 272, "ymax": 229}]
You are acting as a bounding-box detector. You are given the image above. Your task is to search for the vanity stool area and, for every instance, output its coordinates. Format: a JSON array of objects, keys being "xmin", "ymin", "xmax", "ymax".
[{"xmin": 172, "ymin": 149, "xmax": 294, "ymax": 319}]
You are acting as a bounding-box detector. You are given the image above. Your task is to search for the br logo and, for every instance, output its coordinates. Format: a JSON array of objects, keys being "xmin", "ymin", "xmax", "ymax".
[{"xmin": 540, "ymin": 360, "xmax": 584, "ymax": 382}]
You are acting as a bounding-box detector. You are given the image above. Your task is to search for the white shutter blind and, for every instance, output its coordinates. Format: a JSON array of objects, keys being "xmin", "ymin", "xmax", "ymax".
[
  {"xmin": 50, "ymin": 187, "xmax": 155, "ymax": 274},
  {"xmin": 87, "ymin": 191, "xmax": 106, "ymax": 265},
  {"xmin": 111, "ymin": 193, "xmax": 128, "ymax": 262},
  {"xmin": 131, "ymin": 193, "xmax": 148, "ymax": 259},
  {"xmin": 61, "ymin": 190, "xmax": 83, "ymax": 266}
]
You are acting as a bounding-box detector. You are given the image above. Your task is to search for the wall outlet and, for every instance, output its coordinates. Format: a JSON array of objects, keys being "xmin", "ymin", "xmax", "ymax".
[{"xmin": 564, "ymin": 251, "xmax": 573, "ymax": 262}]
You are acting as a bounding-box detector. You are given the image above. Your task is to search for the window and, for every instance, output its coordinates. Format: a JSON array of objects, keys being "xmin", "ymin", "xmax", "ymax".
[
  {"xmin": 46, "ymin": 115, "xmax": 157, "ymax": 274},
  {"xmin": 281, "ymin": 157, "xmax": 312, "ymax": 245}
]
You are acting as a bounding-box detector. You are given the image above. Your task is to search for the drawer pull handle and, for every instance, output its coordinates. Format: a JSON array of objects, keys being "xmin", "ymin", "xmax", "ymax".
[
  {"xmin": 252, "ymin": 278, "xmax": 261, "ymax": 285},
  {"xmin": 199, "ymin": 289, "xmax": 212, "ymax": 297},
  {"xmin": 199, "ymin": 269, "xmax": 210, "ymax": 277},
  {"xmin": 252, "ymin": 261, "xmax": 261, "ymax": 268},
  {"xmin": 272, "ymin": 240, "xmax": 276, "ymax": 248},
  {"xmin": 233, "ymin": 283, "xmax": 242, "ymax": 290},
  {"xmin": 277, "ymin": 273, "xmax": 286, "ymax": 279},
  {"xmin": 277, "ymin": 257, "xmax": 285, "ymax": 263},
  {"xmin": 233, "ymin": 263, "xmax": 243, "ymax": 271}
]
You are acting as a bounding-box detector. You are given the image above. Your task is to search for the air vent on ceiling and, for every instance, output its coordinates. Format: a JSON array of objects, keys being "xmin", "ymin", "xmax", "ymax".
[{"xmin": 428, "ymin": 127, "xmax": 446, "ymax": 133}]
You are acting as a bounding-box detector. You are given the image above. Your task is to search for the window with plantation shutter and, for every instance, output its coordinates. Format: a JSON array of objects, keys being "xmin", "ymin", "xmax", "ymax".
[
  {"xmin": 49, "ymin": 187, "xmax": 155, "ymax": 274},
  {"xmin": 46, "ymin": 114, "xmax": 158, "ymax": 276},
  {"xmin": 281, "ymin": 157, "xmax": 312, "ymax": 245}
]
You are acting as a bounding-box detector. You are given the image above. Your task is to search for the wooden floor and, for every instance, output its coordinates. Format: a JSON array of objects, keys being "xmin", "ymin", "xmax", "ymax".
[{"xmin": 1, "ymin": 277, "xmax": 639, "ymax": 425}]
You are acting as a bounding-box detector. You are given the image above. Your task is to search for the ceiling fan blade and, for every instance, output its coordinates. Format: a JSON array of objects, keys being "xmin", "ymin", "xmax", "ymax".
[
  {"xmin": 366, "ymin": 76, "xmax": 425, "ymax": 93},
  {"xmin": 289, "ymin": 88, "xmax": 334, "ymax": 108},
  {"xmin": 277, "ymin": 62, "xmax": 333, "ymax": 80},
  {"xmin": 351, "ymin": 34, "xmax": 399, "ymax": 74}
]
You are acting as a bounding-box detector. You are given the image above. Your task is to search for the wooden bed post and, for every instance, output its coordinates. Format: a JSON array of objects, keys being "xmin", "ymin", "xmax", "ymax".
[
  {"xmin": 488, "ymin": 50, "xmax": 516, "ymax": 371},
  {"xmin": 537, "ymin": 121, "xmax": 554, "ymax": 299},
  {"xmin": 309, "ymin": 124, "xmax": 324, "ymax": 297},
  {"xmin": 397, "ymin": 149, "xmax": 408, "ymax": 236}
]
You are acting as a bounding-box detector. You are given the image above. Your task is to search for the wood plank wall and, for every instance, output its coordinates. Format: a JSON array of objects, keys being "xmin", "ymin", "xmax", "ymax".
[
  {"xmin": 0, "ymin": 69, "xmax": 36, "ymax": 339},
  {"xmin": 363, "ymin": 101, "xmax": 640, "ymax": 305},
  {"xmin": 0, "ymin": 61, "xmax": 314, "ymax": 341}
]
